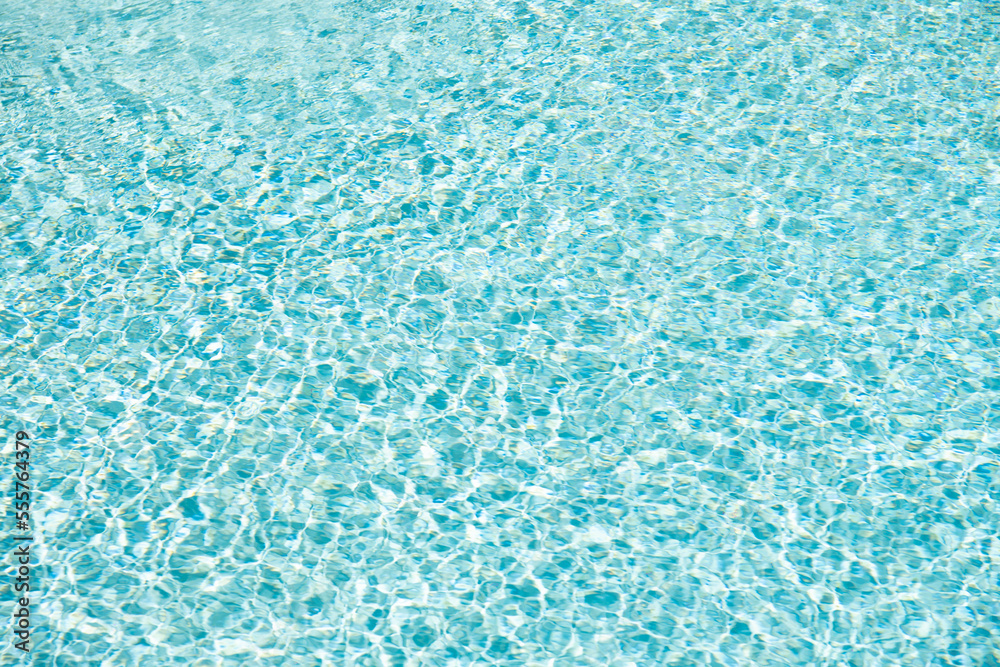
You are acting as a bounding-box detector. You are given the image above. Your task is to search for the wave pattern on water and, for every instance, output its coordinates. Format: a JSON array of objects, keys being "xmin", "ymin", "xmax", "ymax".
[{"xmin": 1, "ymin": 0, "xmax": 999, "ymax": 665}]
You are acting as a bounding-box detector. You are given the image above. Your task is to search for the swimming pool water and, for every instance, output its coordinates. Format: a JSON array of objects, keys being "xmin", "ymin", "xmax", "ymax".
[{"xmin": 1, "ymin": 0, "xmax": 999, "ymax": 664}]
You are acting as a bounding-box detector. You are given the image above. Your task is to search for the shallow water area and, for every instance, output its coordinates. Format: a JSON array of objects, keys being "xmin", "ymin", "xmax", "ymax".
[{"xmin": 1, "ymin": 0, "xmax": 1000, "ymax": 665}]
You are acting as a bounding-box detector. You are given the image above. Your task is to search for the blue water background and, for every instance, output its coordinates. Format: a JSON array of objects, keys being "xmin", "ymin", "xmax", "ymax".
[{"xmin": 1, "ymin": 0, "xmax": 999, "ymax": 665}]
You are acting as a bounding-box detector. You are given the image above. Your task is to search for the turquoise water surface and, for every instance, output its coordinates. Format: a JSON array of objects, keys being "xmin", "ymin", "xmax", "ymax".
[{"xmin": 1, "ymin": 0, "xmax": 999, "ymax": 664}]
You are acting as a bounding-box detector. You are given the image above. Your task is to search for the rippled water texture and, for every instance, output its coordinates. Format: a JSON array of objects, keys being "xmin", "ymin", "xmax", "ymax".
[{"xmin": 2, "ymin": 0, "xmax": 1000, "ymax": 664}]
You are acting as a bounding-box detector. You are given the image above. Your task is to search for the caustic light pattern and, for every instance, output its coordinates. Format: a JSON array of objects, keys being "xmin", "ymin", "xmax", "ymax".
[{"xmin": 1, "ymin": 0, "xmax": 999, "ymax": 665}]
